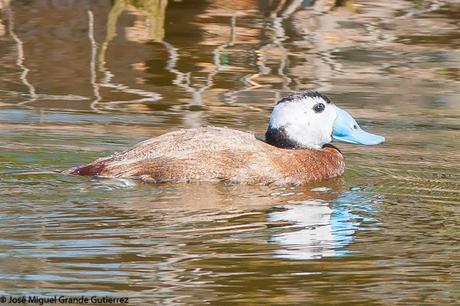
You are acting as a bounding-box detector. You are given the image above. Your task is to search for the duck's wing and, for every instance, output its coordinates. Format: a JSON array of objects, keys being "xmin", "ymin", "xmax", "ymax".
[{"xmin": 64, "ymin": 127, "xmax": 275, "ymax": 182}]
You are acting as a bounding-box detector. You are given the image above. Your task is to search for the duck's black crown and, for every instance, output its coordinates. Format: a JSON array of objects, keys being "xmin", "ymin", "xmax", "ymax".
[{"xmin": 276, "ymin": 91, "xmax": 331, "ymax": 105}]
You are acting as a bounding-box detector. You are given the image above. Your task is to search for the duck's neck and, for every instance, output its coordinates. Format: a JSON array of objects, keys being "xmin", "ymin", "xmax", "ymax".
[
  {"xmin": 265, "ymin": 127, "xmax": 302, "ymax": 148},
  {"xmin": 269, "ymin": 145, "xmax": 345, "ymax": 184},
  {"xmin": 293, "ymin": 145, "xmax": 345, "ymax": 181}
]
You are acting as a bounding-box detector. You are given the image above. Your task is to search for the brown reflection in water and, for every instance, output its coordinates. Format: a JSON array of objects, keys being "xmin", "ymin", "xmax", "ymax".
[
  {"xmin": 93, "ymin": 0, "xmax": 169, "ymax": 114},
  {"xmin": 110, "ymin": 176, "xmax": 346, "ymax": 213},
  {"xmin": 0, "ymin": 0, "xmax": 353, "ymax": 118},
  {"xmin": 6, "ymin": 1, "xmax": 104, "ymax": 107},
  {"xmin": 2, "ymin": 0, "xmax": 459, "ymax": 129}
]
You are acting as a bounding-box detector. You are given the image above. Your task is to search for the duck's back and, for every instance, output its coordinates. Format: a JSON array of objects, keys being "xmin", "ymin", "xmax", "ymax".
[{"xmin": 65, "ymin": 127, "xmax": 344, "ymax": 185}]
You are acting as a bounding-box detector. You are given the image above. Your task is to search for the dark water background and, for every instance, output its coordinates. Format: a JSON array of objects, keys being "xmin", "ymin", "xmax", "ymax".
[{"xmin": 0, "ymin": 0, "xmax": 459, "ymax": 304}]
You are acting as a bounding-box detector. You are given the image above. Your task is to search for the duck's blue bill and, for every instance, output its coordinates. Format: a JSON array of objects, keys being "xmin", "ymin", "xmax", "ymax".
[{"xmin": 332, "ymin": 107, "xmax": 385, "ymax": 145}]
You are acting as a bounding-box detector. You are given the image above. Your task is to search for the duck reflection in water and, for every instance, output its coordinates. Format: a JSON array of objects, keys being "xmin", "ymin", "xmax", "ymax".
[
  {"xmin": 268, "ymin": 183, "xmax": 375, "ymax": 260},
  {"xmin": 78, "ymin": 174, "xmax": 378, "ymax": 262}
]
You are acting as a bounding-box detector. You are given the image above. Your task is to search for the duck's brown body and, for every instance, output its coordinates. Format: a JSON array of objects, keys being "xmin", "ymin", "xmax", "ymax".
[{"xmin": 64, "ymin": 127, "xmax": 345, "ymax": 185}]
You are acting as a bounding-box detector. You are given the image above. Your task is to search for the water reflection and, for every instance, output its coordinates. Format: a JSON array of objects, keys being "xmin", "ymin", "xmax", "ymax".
[
  {"xmin": 93, "ymin": 0, "xmax": 166, "ymax": 112},
  {"xmin": 2, "ymin": 0, "xmax": 459, "ymax": 121},
  {"xmin": 1, "ymin": 0, "xmax": 37, "ymax": 103},
  {"xmin": 267, "ymin": 187, "xmax": 374, "ymax": 260},
  {"xmin": 270, "ymin": 200, "xmax": 349, "ymax": 260},
  {"xmin": 0, "ymin": 0, "xmax": 460, "ymax": 304}
]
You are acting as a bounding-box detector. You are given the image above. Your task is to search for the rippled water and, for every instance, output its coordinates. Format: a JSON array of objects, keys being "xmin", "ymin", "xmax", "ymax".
[{"xmin": 0, "ymin": 0, "xmax": 459, "ymax": 304}]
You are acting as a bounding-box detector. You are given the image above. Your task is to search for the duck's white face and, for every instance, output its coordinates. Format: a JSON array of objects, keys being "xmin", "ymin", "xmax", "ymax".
[
  {"xmin": 266, "ymin": 91, "xmax": 385, "ymax": 149},
  {"xmin": 266, "ymin": 92, "xmax": 337, "ymax": 149}
]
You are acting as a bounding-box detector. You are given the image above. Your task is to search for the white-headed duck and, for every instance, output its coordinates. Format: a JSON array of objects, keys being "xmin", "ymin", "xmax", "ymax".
[{"xmin": 65, "ymin": 91, "xmax": 384, "ymax": 185}]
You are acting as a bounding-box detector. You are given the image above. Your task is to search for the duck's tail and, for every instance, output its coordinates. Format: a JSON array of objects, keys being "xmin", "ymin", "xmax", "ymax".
[{"xmin": 62, "ymin": 162, "xmax": 107, "ymax": 176}]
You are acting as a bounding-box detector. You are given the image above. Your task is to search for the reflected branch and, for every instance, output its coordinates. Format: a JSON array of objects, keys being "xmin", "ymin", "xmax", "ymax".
[
  {"xmin": 162, "ymin": 15, "xmax": 237, "ymax": 127},
  {"xmin": 3, "ymin": 1, "xmax": 38, "ymax": 103},
  {"xmin": 224, "ymin": 7, "xmax": 298, "ymax": 107},
  {"xmin": 97, "ymin": 0, "xmax": 165, "ymax": 111},
  {"xmin": 88, "ymin": 10, "xmax": 103, "ymax": 113}
]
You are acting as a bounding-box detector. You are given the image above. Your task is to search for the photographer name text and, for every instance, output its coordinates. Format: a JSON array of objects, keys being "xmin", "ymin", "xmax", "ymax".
[{"xmin": 0, "ymin": 295, "xmax": 129, "ymax": 305}]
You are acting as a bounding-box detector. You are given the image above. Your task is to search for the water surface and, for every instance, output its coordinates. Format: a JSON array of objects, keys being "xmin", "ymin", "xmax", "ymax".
[{"xmin": 0, "ymin": 0, "xmax": 459, "ymax": 304}]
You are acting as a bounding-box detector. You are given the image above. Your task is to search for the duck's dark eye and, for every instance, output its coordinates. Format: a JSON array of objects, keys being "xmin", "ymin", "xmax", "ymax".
[
  {"xmin": 313, "ymin": 103, "xmax": 325, "ymax": 113},
  {"xmin": 353, "ymin": 124, "xmax": 358, "ymax": 129}
]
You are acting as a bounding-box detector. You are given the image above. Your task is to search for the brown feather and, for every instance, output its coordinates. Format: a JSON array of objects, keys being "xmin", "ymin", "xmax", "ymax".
[{"xmin": 64, "ymin": 127, "xmax": 345, "ymax": 185}]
